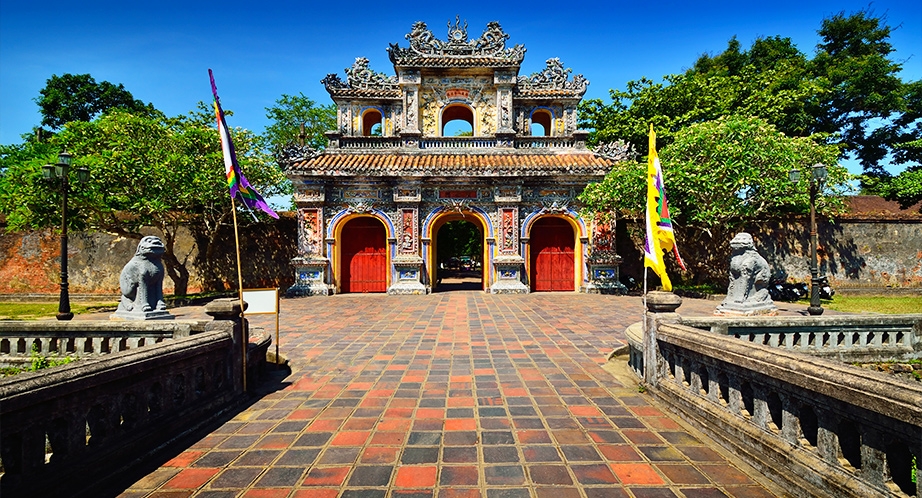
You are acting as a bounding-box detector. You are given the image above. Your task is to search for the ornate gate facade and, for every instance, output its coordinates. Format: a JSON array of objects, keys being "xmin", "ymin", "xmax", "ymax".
[{"xmin": 283, "ymin": 19, "xmax": 629, "ymax": 296}]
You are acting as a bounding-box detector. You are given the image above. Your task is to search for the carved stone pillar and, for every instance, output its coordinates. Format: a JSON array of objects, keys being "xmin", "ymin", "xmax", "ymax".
[
  {"xmin": 389, "ymin": 255, "xmax": 427, "ymax": 295},
  {"xmin": 490, "ymin": 255, "xmax": 528, "ymax": 294},
  {"xmin": 495, "ymin": 70, "xmax": 515, "ymax": 142},
  {"xmin": 585, "ymin": 215, "xmax": 627, "ymax": 294},
  {"xmin": 400, "ymin": 69, "xmax": 420, "ymax": 134},
  {"xmin": 287, "ymin": 207, "xmax": 333, "ymax": 296},
  {"xmin": 644, "ymin": 291, "xmax": 682, "ymax": 386},
  {"xmin": 388, "ymin": 206, "xmax": 427, "ymax": 295}
]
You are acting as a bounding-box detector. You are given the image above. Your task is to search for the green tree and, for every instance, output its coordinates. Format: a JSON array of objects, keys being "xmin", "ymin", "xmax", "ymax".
[
  {"xmin": 580, "ymin": 116, "xmax": 849, "ymax": 283},
  {"xmin": 811, "ymin": 10, "xmax": 910, "ymax": 175},
  {"xmin": 579, "ymin": 11, "xmax": 919, "ymax": 178},
  {"xmin": 35, "ymin": 73, "xmax": 155, "ymax": 130},
  {"xmin": 437, "ymin": 221, "xmax": 483, "ymax": 263},
  {"xmin": 261, "ymin": 93, "xmax": 336, "ymax": 152},
  {"xmin": 0, "ymin": 107, "xmax": 288, "ymax": 295}
]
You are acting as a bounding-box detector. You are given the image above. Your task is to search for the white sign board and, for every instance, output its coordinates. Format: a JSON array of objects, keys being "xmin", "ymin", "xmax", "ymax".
[{"xmin": 242, "ymin": 288, "xmax": 279, "ymax": 314}]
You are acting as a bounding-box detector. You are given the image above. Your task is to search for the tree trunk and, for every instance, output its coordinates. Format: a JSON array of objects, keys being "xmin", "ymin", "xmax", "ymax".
[{"xmin": 161, "ymin": 250, "xmax": 190, "ymax": 296}]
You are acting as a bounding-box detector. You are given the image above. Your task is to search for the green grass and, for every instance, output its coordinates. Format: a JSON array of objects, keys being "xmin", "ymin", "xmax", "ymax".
[
  {"xmin": 804, "ymin": 295, "xmax": 922, "ymax": 314},
  {"xmin": 0, "ymin": 302, "xmax": 116, "ymax": 320}
]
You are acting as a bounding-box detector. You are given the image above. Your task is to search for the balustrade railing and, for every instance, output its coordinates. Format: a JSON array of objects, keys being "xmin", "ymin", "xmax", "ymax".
[
  {"xmin": 338, "ymin": 136, "xmax": 401, "ymax": 149},
  {"xmin": 680, "ymin": 315, "xmax": 922, "ymax": 361},
  {"xmin": 515, "ymin": 136, "xmax": 576, "ymax": 149},
  {"xmin": 648, "ymin": 320, "xmax": 921, "ymax": 497},
  {"xmin": 0, "ymin": 300, "xmax": 269, "ymax": 497},
  {"xmin": 0, "ymin": 322, "xmax": 198, "ymax": 365},
  {"xmin": 330, "ymin": 135, "xmax": 583, "ymax": 151},
  {"xmin": 420, "ymin": 137, "xmax": 497, "ymax": 149}
]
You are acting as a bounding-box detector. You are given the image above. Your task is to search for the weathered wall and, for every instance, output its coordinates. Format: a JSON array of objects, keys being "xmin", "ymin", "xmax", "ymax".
[
  {"xmin": 0, "ymin": 215, "xmax": 297, "ymax": 298},
  {"xmin": 752, "ymin": 219, "xmax": 922, "ymax": 288},
  {"xmin": 2, "ymin": 206, "xmax": 919, "ymax": 297},
  {"xmin": 616, "ymin": 217, "xmax": 922, "ymax": 289}
]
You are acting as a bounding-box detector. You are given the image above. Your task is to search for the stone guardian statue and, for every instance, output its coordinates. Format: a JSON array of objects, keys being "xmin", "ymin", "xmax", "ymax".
[
  {"xmin": 112, "ymin": 236, "xmax": 174, "ymax": 320},
  {"xmin": 715, "ymin": 232, "xmax": 777, "ymax": 316}
]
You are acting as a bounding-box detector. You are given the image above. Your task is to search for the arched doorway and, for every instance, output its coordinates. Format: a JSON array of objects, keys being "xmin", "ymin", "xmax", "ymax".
[
  {"xmin": 441, "ymin": 104, "xmax": 474, "ymax": 136},
  {"xmin": 530, "ymin": 217, "xmax": 575, "ymax": 291},
  {"xmin": 340, "ymin": 217, "xmax": 387, "ymax": 293},
  {"xmin": 429, "ymin": 213, "xmax": 487, "ymax": 291}
]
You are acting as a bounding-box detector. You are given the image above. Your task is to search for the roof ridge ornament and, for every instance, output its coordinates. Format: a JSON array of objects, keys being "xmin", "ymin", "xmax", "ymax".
[
  {"xmin": 322, "ymin": 57, "xmax": 398, "ymax": 92},
  {"xmin": 387, "ymin": 19, "xmax": 526, "ymax": 64},
  {"xmin": 592, "ymin": 140, "xmax": 637, "ymax": 162},
  {"xmin": 277, "ymin": 143, "xmax": 322, "ymax": 169},
  {"xmin": 516, "ymin": 58, "xmax": 589, "ymax": 96}
]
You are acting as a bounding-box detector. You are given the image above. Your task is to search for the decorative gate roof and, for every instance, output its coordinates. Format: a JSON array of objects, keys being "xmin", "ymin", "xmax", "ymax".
[{"xmin": 285, "ymin": 150, "xmax": 613, "ymax": 177}]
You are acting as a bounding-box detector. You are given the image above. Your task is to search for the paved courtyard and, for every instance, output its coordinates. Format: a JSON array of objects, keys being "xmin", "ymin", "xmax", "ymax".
[{"xmin": 116, "ymin": 292, "xmax": 797, "ymax": 498}]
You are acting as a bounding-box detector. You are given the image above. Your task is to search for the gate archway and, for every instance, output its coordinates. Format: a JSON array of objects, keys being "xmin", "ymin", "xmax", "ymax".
[
  {"xmin": 339, "ymin": 217, "xmax": 387, "ymax": 293},
  {"xmin": 425, "ymin": 210, "xmax": 490, "ymax": 291},
  {"xmin": 529, "ymin": 217, "xmax": 575, "ymax": 291}
]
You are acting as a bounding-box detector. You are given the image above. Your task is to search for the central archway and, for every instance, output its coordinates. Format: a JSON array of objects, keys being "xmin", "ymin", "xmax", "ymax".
[
  {"xmin": 339, "ymin": 217, "xmax": 387, "ymax": 293},
  {"xmin": 427, "ymin": 211, "xmax": 488, "ymax": 291}
]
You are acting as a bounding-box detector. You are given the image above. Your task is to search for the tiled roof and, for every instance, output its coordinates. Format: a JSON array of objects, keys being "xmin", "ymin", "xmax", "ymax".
[
  {"xmin": 390, "ymin": 56, "xmax": 522, "ymax": 69},
  {"xmin": 286, "ymin": 151, "xmax": 613, "ymax": 177},
  {"xmin": 843, "ymin": 195, "xmax": 922, "ymax": 219},
  {"xmin": 327, "ymin": 88, "xmax": 401, "ymax": 100}
]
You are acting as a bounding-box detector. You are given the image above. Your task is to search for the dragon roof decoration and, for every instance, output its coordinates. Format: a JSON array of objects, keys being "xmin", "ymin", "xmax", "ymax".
[
  {"xmin": 387, "ymin": 17, "xmax": 526, "ymax": 66},
  {"xmin": 321, "ymin": 57, "xmax": 400, "ymax": 97},
  {"xmin": 516, "ymin": 58, "xmax": 589, "ymax": 98}
]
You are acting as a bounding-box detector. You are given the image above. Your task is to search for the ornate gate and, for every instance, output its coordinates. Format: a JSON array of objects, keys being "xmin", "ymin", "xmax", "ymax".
[
  {"xmin": 341, "ymin": 217, "xmax": 387, "ymax": 293},
  {"xmin": 530, "ymin": 217, "xmax": 575, "ymax": 291}
]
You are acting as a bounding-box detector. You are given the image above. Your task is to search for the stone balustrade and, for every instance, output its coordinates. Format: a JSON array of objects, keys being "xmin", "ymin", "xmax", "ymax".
[
  {"xmin": 0, "ymin": 299, "xmax": 271, "ymax": 497},
  {"xmin": 633, "ymin": 294, "xmax": 922, "ymax": 497},
  {"xmin": 0, "ymin": 321, "xmax": 202, "ymax": 367},
  {"xmin": 514, "ymin": 136, "xmax": 576, "ymax": 149},
  {"xmin": 339, "ymin": 136, "xmax": 402, "ymax": 149},
  {"xmin": 680, "ymin": 315, "xmax": 922, "ymax": 362},
  {"xmin": 420, "ymin": 137, "xmax": 498, "ymax": 149},
  {"xmin": 332, "ymin": 135, "xmax": 584, "ymax": 151}
]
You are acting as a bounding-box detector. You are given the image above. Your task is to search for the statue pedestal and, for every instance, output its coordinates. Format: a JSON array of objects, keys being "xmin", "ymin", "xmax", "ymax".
[
  {"xmin": 287, "ymin": 256, "xmax": 334, "ymax": 297},
  {"xmin": 584, "ymin": 254, "xmax": 627, "ymax": 295},
  {"xmin": 715, "ymin": 302, "xmax": 778, "ymax": 316},
  {"xmin": 490, "ymin": 256, "xmax": 529, "ymax": 294},
  {"xmin": 110, "ymin": 309, "xmax": 174, "ymax": 321},
  {"xmin": 388, "ymin": 256, "xmax": 428, "ymax": 295}
]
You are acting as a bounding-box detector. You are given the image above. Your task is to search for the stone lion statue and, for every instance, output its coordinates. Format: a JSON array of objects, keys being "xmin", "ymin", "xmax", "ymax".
[
  {"xmin": 716, "ymin": 232, "xmax": 777, "ymax": 315},
  {"xmin": 117, "ymin": 236, "xmax": 168, "ymax": 314}
]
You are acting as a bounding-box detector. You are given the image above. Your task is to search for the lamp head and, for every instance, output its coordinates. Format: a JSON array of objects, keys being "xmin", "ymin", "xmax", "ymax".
[
  {"xmin": 788, "ymin": 168, "xmax": 801, "ymax": 184},
  {"xmin": 57, "ymin": 151, "xmax": 73, "ymax": 167},
  {"xmin": 812, "ymin": 163, "xmax": 827, "ymax": 182}
]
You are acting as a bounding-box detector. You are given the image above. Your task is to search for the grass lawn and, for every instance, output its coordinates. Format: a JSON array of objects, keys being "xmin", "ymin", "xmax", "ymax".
[
  {"xmin": 809, "ymin": 295, "xmax": 922, "ymax": 314},
  {"xmin": 0, "ymin": 302, "xmax": 116, "ymax": 320}
]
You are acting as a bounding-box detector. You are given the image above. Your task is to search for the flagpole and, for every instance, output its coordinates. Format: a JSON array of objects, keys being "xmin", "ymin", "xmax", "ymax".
[
  {"xmin": 230, "ymin": 195, "xmax": 248, "ymax": 393},
  {"xmin": 642, "ymin": 266, "xmax": 648, "ymax": 336}
]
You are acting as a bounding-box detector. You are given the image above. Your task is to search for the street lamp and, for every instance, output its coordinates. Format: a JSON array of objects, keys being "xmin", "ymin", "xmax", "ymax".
[
  {"xmin": 42, "ymin": 151, "xmax": 89, "ymax": 321},
  {"xmin": 789, "ymin": 163, "xmax": 827, "ymax": 316}
]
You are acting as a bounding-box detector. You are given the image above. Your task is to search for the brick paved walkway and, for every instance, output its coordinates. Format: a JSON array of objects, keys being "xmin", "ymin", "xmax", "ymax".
[{"xmin": 117, "ymin": 292, "xmax": 792, "ymax": 498}]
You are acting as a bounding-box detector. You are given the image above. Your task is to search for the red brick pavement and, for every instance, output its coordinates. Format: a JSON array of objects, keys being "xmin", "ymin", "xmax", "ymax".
[{"xmin": 116, "ymin": 292, "xmax": 789, "ymax": 498}]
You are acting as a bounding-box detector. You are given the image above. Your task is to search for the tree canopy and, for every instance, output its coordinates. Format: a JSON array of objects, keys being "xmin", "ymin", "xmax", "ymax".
[
  {"xmin": 580, "ymin": 116, "xmax": 849, "ymax": 283},
  {"xmin": 35, "ymin": 73, "xmax": 156, "ymax": 130},
  {"xmin": 261, "ymin": 93, "xmax": 336, "ymax": 152},
  {"xmin": 0, "ymin": 106, "xmax": 288, "ymax": 295},
  {"xmin": 579, "ymin": 10, "xmax": 919, "ymax": 182}
]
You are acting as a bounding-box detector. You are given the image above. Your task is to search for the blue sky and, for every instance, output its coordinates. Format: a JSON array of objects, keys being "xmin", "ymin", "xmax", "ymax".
[{"xmin": 1, "ymin": 0, "xmax": 920, "ymax": 173}]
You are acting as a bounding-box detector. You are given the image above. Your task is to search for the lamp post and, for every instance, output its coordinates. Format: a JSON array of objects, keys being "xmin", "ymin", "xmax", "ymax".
[
  {"xmin": 42, "ymin": 151, "xmax": 89, "ymax": 321},
  {"xmin": 789, "ymin": 163, "xmax": 827, "ymax": 316}
]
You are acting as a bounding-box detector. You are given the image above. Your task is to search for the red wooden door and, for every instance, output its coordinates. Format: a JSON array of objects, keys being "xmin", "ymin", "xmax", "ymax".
[
  {"xmin": 341, "ymin": 217, "xmax": 386, "ymax": 293},
  {"xmin": 530, "ymin": 218, "xmax": 575, "ymax": 291}
]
